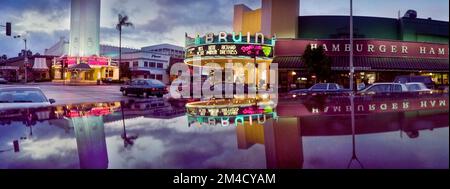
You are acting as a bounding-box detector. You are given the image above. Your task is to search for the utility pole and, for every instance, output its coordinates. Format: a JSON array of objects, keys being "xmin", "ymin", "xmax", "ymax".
[
  {"xmin": 14, "ymin": 34, "xmax": 29, "ymax": 83},
  {"xmin": 349, "ymin": 0, "xmax": 354, "ymax": 91}
]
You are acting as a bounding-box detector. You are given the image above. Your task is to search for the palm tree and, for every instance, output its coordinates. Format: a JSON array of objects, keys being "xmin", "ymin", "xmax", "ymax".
[{"xmin": 116, "ymin": 14, "xmax": 134, "ymax": 81}]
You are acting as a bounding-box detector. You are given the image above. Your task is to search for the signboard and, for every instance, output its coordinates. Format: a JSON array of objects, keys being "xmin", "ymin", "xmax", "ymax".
[
  {"xmin": 275, "ymin": 39, "xmax": 449, "ymax": 58},
  {"xmin": 186, "ymin": 44, "xmax": 274, "ymax": 59},
  {"xmin": 62, "ymin": 56, "xmax": 110, "ymax": 67}
]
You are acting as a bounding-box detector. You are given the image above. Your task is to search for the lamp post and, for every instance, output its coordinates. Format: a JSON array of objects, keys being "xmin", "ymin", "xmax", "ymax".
[
  {"xmin": 349, "ymin": 0, "xmax": 354, "ymax": 91},
  {"xmin": 14, "ymin": 34, "xmax": 28, "ymax": 83}
]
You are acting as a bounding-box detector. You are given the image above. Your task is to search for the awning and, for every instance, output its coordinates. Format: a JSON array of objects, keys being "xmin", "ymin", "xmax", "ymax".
[
  {"xmin": 33, "ymin": 58, "xmax": 49, "ymax": 70},
  {"xmin": 273, "ymin": 56, "xmax": 449, "ymax": 72}
]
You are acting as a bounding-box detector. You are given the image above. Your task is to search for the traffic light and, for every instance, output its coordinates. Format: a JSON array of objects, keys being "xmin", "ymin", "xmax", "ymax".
[{"xmin": 6, "ymin": 22, "xmax": 11, "ymax": 36}]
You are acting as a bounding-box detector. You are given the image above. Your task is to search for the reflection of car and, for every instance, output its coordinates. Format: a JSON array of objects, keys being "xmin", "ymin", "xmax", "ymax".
[
  {"xmin": 0, "ymin": 87, "xmax": 56, "ymax": 110},
  {"xmin": 405, "ymin": 82, "xmax": 432, "ymax": 93},
  {"xmin": 0, "ymin": 77, "xmax": 8, "ymax": 84},
  {"xmin": 394, "ymin": 75, "xmax": 435, "ymax": 89},
  {"xmin": 120, "ymin": 79, "xmax": 168, "ymax": 98},
  {"xmin": 289, "ymin": 83, "xmax": 350, "ymax": 95},
  {"xmin": 359, "ymin": 83, "xmax": 408, "ymax": 94}
]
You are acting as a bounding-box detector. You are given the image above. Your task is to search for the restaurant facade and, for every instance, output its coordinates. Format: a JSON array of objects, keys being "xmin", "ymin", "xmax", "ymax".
[{"xmin": 234, "ymin": 0, "xmax": 449, "ymax": 91}]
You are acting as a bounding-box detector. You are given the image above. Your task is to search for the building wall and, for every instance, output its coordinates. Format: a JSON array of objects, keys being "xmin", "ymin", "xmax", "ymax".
[
  {"xmin": 298, "ymin": 16, "xmax": 449, "ymax": 44},
  {"xmin": 298, "ymin": 16, "xmax": 399, "ymax": 40},
  {"xmin": 400, "ymin": 17, "xmax": 449, "ymax": 44},
  {"xmin": 233, "ymin": 4, "xmax": 262, "ymax": 34},
  {"xmin": 119, "ymin": 52, "xmax": 171, "ymax": 84},
  {"xmin": 261, "ymin": 0, "xmax": 299, "ymax": 38}
]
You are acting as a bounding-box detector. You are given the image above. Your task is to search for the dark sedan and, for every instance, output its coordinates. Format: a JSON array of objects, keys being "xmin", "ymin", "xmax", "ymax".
[{"xmin": 120, "ymin": 79, "xmax": 168, "ymax": 98}]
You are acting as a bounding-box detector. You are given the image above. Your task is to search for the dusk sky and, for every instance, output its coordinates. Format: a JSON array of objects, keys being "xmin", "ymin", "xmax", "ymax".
[{"xmin": 1, "ymin": 0, "xmax": 448, "ymax": 57}]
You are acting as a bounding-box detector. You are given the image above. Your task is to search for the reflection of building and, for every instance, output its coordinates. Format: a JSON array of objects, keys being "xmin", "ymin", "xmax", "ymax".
[
  {"xmin": 234, "ymin": 0, "xmax": 449, "ymax": 91},
  {"xmin": 72, "ymin": 116, "xmax": 109, "ymax": 169},
  {"xmin": 236, "ymin": 119, "xmax": 303, "ymax": 169}
]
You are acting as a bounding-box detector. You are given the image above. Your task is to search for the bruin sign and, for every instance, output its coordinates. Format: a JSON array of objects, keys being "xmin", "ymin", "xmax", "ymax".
[
  {"xmin": 185, "ymin": 32, "xmax": 275, "ymax": 47},
  {"xmin": 275, "ymin": 39, "xmax": 450, "ymax": 58}
]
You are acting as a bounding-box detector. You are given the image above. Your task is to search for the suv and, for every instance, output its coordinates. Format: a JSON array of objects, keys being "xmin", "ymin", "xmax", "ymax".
[{"xmin": 394, "ymin": 75, "xmax": 435, "ymax": 89}]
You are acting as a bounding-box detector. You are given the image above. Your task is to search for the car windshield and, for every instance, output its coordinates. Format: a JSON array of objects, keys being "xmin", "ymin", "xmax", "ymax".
[
  {"xmin": 0, "ymin": 89, "xmax": 47, "ymax": 103},
  {"xmin": 406, "ymin": 83, "xmax": 427, "ymax": 91},
  {"xmin": 147, "ymin": 80, "xmax": 164, "ymax": 86}
]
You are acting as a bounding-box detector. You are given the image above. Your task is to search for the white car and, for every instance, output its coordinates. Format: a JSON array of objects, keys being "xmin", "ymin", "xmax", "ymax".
[
  {"xmin": 0, "ymin": 87, "xmax": 55, "ymax": 110},
  {"xmin": 359, "ymin": 82, "xmax": 408, "ymax": 94},
  {"xmin": 405, "ymin": 82, "xmax": 432, "ymax": 93}
]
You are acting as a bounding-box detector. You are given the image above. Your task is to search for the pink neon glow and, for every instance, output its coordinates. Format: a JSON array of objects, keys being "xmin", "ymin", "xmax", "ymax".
[
  {"xmin": 242, "ymin": 107, "xmax": 264, "ymax": 115},
  {"xmin": 241, "ymin": 45, "xmax": 262, "ymax": 56}
]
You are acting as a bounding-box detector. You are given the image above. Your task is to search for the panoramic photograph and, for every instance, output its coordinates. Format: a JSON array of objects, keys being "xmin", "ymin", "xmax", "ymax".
[{"xmin": 0, "ymin": 0, "xmax": 448, "ymax": 180}]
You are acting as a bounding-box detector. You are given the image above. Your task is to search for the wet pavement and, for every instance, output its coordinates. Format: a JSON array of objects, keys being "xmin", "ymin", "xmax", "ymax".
[{"xmin": 0, "ymin": 92, "xmax": 448, "ymax": 169}]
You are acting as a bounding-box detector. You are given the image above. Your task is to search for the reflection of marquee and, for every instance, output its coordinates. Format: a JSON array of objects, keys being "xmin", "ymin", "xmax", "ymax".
[{"xmin": 186, "ymin": 99, "xmax": 277, "ymax": 127}]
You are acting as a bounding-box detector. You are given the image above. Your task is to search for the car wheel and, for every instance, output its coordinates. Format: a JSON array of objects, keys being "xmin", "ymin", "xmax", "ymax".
[{"xmin": 122, "ymin": 90, "xmax": 128, "ymax": 96}]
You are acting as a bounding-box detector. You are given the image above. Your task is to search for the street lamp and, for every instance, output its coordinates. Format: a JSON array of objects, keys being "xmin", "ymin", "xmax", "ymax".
[
  {"xmin": 349, "ymin": 0, "xmax": 354, "ymax": 91},
  {"xmin": 14, "ymin": 34, "xmax": 29, "ymax": 83}
]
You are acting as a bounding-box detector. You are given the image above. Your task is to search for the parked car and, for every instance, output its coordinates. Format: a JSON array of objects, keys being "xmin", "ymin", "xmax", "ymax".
[
  {"xmin": 120, "ymin": 79, "xmax": 168, "ymax": 98},
  {"xmin": 0, "ymin": 77, "xmax": 7, "ymax": 84},
  {"xmin": 289, "ymin": 83, "xmax": 351, "ymax": 95},
  {"xmin": 0, "ymin": 87, "xmax": 56, "ymax": 110},
  {"xmin": 359, "ymin": 83, "xmax": 408, "ymax": 94},
  {"xmin": 394, "ymin": 75, "xmax": 435, "ymax": 89},
  {"xmin": 405, "ymin": 82, "xmax": 432, "ymax": 93}
]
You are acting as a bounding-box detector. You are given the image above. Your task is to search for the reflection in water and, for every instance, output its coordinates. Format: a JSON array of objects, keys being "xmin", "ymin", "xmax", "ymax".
[
  {"xmin": 73, "ymin": 116, "xmax": 108, "ymax": 169},
  {"xmin": 347, "ymin": 94, "xmax": 364, "ymax": 169},
  {"xmin": 0, "ymin": 93, "xmax": 448, "ymax": 169}
]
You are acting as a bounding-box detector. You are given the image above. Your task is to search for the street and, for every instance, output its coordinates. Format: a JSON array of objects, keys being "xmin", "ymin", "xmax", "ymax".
[{"xmin": 0, "ymin": 83, "xmax": 134, "ymax": 104}]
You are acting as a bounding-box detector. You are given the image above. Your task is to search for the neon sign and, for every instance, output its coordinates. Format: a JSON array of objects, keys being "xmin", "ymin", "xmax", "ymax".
[{"xmin": 185, "ymin": 44, "xmax": 273, "ymax": 58}]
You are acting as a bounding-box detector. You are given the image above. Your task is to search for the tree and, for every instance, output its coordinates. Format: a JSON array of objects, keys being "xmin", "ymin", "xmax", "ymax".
[
  {"xmin": 116, "ymin": 14, "xmax": 134, "ymax": 81},
  {"xmin": 301, "ymin": 45, "xmax": 332, "ymax": 83}
]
